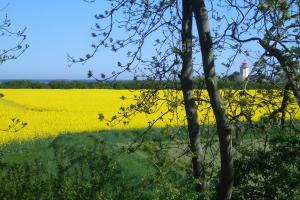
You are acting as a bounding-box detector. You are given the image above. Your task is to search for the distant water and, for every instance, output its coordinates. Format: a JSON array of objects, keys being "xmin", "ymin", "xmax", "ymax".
[
  {"xmin": 0, "ymin": 79, "xmax": 97, "ymax": 83},
  {"xmin": 0, "ymin": 79, "xmax": 129, "ymax": 83}
]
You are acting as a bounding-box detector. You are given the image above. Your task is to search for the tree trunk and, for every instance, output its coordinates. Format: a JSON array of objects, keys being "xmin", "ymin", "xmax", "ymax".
[
  {"xmin": 192, "ymin": 0, "xmax": 234, "ymax": 199},
  {"xmin": 280, "ymin": 84, "xmax": 290, "ymax": 129},
  {"xmin": 180, "ymin": 0, "xmax": 205, "ymax": 194},
  {"xmin": 259, "ymin": 41, "xmax": 300, "ymax": 107},
  {"xmin": 283, "ymin": 64, "xmax": 300, "ymax": 107}
]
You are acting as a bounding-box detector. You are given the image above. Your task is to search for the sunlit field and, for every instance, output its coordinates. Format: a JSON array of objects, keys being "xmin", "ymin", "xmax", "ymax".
[{"xmin": 0, "ymin": 89, "xmax": 299, "ymax": 144}]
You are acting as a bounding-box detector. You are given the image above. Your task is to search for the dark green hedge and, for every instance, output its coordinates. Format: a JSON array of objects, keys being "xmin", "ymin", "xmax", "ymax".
[{"xmin": 0, "ymin": 80, "xmax": 281, "ymax": 89}]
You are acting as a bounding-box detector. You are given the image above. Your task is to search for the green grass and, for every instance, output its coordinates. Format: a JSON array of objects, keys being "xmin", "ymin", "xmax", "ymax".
[
  {"xmin": 1, "ymin": 130, "xmax": 154, "ymax": 176},
  {"xmin": 0, "ymin": 129, "xmax": 198, "ymax": 200},
  {"xmin": 0, "ymin": 123, "xmax": 299, "ymax": 199}
]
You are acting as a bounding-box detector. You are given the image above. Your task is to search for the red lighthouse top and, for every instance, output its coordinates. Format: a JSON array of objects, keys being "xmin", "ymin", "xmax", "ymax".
[{"xmin": 242, "ymin": 60, "xmax": 248, "ymax": 69}]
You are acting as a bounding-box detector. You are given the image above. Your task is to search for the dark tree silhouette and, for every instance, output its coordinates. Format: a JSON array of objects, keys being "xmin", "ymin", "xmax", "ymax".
[
  {"xmin": 0, "ymin": 7, "xmax": 28, "ymax": 64},
  {"xmin": 70, "ymin": 0, "xmax": 233, "ymax": 198},
  {"xmin": 0, "ymin": 4, "xmax": 28, "ymax": 132},
  {"xmin": 219, "ymin": 0, "xmax": 299, "ymax": 107}
]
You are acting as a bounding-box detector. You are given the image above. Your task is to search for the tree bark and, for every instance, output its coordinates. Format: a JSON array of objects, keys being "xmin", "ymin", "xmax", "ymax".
[
  {"xmin": 280, "ymin": 84, "xmax": 290, "ymax": 129},
  {"xmin": 180, "ymin": 0, "xmax": 205, "ymax": 194},
  {"xmin": 259, "ymin": 41, "xmax": 300, "ymax": 107},
  {"xmin": 192, "ymin": 0, "xmax": 233, "ymax": 199}
]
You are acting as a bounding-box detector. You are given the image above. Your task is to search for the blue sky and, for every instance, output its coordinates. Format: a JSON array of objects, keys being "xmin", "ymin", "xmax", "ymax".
[
  {"xmin": 0, "ymin": 0, "xmax": 117, "ymax": 79},
  {"xmin": 0, "ymin": 0, "xmax": 254, "ymax": 80}
]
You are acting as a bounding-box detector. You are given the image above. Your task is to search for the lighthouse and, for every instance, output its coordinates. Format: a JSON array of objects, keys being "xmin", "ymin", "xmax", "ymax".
[{"xmin": 240, "ymin": 60, "xmax": 249, "ymax": 80}]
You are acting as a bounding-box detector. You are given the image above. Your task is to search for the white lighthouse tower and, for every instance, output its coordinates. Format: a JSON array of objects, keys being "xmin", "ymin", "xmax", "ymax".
[{"xmin": 240, "ymin": 60, "xmax": 249, "ymax": 80}]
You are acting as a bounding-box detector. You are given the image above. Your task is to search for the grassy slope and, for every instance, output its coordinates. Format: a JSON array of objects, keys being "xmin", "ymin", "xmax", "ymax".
[
  {"xmin": 1, "ymin": 130, "xmax": 152, "ymax": 176},
  {"xmin": 0, "ymin": 129, "xmax": 197, "ymax": 200},
  {"xmin": 1, "ymin": 124, "xmax": 299, "ymax": 199}
]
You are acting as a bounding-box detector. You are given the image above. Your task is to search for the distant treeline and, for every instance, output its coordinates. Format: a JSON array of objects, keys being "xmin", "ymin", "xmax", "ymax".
[{"xmin": 0, "ymin": 80, "xmax": 280, "ymax": 89}]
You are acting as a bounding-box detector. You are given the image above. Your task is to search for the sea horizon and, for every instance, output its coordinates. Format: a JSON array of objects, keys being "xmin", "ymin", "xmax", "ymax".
[{"xmin": 0, "ymin": 79, "xmax": 133, "ymax": 83}]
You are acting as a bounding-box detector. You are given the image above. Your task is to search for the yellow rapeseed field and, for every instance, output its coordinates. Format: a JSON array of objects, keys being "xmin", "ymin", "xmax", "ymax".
[{"xmin": 0, "ymin": 89, "xmax": 299, "ymax": 144}]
